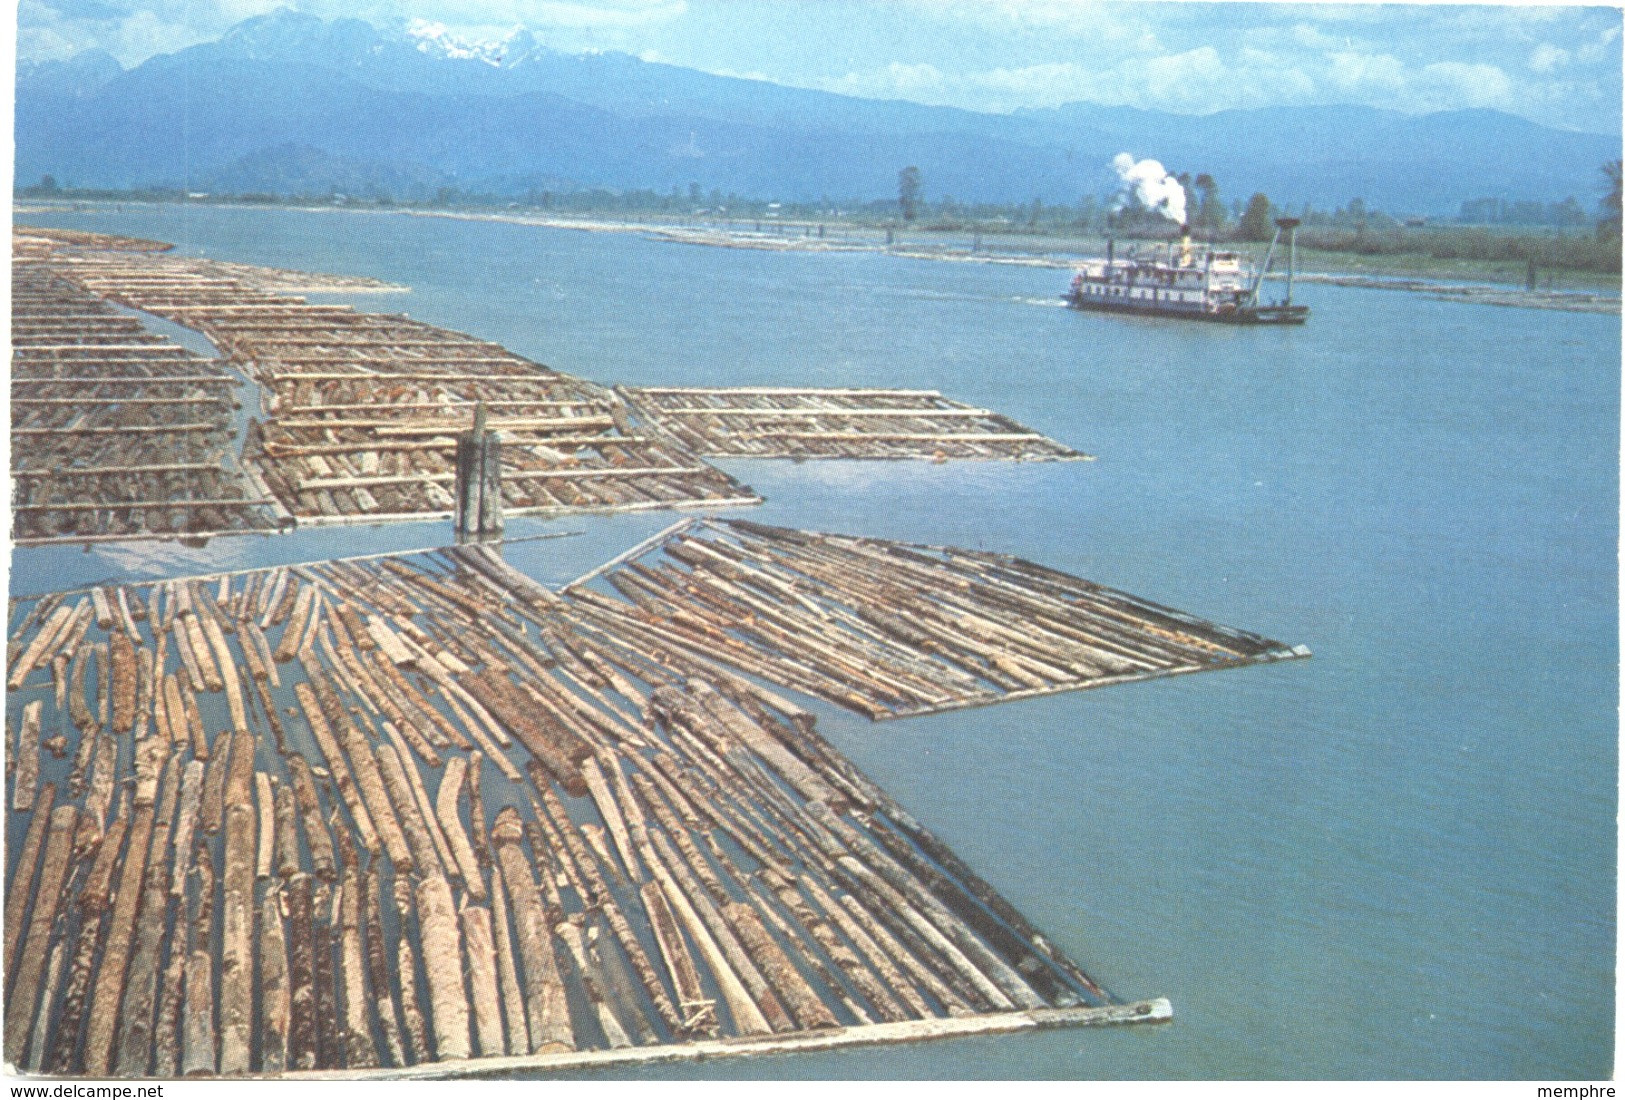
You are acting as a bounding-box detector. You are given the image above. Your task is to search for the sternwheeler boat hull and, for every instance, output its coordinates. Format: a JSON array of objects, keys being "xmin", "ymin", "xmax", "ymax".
[
  {"xmin": 1068, "ymin": 218, "xmax": 1309, "ymax": 326},
  {"xmin": 1064, "ymin": 294, "xmax": 1309, "ymax": 325}
]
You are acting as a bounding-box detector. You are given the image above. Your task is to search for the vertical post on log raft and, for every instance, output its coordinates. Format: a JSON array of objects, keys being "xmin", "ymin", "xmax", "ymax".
[{"xmin": 455, "ymin": 402, "xmax": 504, "ymax": 544}]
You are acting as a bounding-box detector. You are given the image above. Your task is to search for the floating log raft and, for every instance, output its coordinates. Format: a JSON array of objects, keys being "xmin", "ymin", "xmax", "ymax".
[
  {"xmin": 18, "ymin": 228, "xmax": 760, "ymax": 529},
  {"xmin": 619, "ymin": 386, "xmax": 1089, "ymax": 462},
  {"xmin": 8, "ymin": 255, "xmax": 278, "ymax": 545},
  {"xmin": 563, "ymin": 517, "xmax": 1309, "ymax": 720},
  {"xmin": 3, "ymin": 532, "xmax": 1192, "ymax": 1077}
]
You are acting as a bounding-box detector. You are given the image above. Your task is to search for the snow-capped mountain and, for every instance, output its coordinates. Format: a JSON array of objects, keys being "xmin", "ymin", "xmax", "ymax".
[
  {"xmin": 403, "ymin": 20, "xmax": 539, "ymax": 69},
  {"xmin": 16, "ymin": 9, "xmax": 1618, "ymax": 212}
]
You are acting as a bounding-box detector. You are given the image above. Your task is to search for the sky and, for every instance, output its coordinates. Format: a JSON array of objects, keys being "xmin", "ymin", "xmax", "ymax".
[{"xmin": 16, "ymin": 0, "xmax": 1625, "ymax": 133}]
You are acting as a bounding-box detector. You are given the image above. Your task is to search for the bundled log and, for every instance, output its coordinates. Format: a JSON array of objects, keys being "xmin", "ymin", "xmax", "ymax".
[
  {"xmin": 308, "ymin": 675, "xmax": 410, "ymax": 868},
  {"xmin": 466, "ymin": 751, "xmax": 491, "ymax": 868},
  {"xmin": 84, "ymin": 731, "xmax": 119, "ymax": 832},
  {"xmin": 529, "ymin": 774, "xmax": 687, "ymax": 1038},
  {"xmin": 487, "ymin": 861, "xmax": 530, "ymax": 1055},
  {"xmin": 374, "ymin": 741, "xmax": 439, "ymax": 876},
  {"xmin": 0, "ymin": 535, "xmax": 1143, "ymax": 1074},
  {"xmin": 293, "ymin": 679, "xmax": 380, "ymax": 855},
  {"xmin": 766, "ymin": 873, "xmax": 912, "ymax": 1023},
  {"xmin": 152, "ymin": 931, "xmax": 187, "ymax": 1080},
  {"xmin": 49, "ymin": 815, "xmax": 128, "ymax": 1073},
  {"xmin": 274, "ymin": 780, "xmax": 300, "ymax": 880},
  {"xmin": 170, "ymin": 760, "xmax": 206, "ymax": 896},
  {"xmin": 259, "ymin": 883, "xmax": 290, "ymax": 1074},
  {"xmin": 556, "ymin": 917, "xmax": 632, "ymax": 1049},
  {"xmin": 80, "ymin": 747, "xmax": 159, "ymax": 1074},
  {"xmin": 181, "ymin": 844, "xmax": 217, "ymax": 1076},
  {"xmin": 639, "ymin": 880, "xmax": 713, "ymax": 1036},
  {"xmin": 462, "ymin": 669, "xmax": 588, "ymax": 794},
  {"xmin": 5, "ymin": 782, "xmax": 56, "ymax": 982},
  {"xmin": 241, "ymin": 618, "xmax": 280, "ymax": 687},
  {"xmin": 808, "ymin": 802, "xmax": 1043, "ymax": 1011},
  {"xmin": 285, "ymin": 872, "xmax": 318, "ymax": 1070},
  {"xmin": 646, "ymin": 828, "xmax": 785, "ymax": 1035},
  {"xmin": 459, "ymin": 902, "xmax": 505, "ymax": 1056},
  {"xmin": 199, "ymin": 729, "xmax": 229, "ymax": 831},
  {"xmin": 4, "ymin": 803, "xmax": 81, "ymax": 1064},
  {"xmin": 743, "ymin": 878, "xmax": 871, "ymax": 1025},
  {"xmin": 25, "ymin": 924, "xmax": 71, "ymax": 1071},
  {"xmin": 217, "ymin": 730, "xmax": 258, "ymax": 1074},
  {"xmin": 312, "ymin": 881, "xmax": 341, "ymax": 1068},
  {"xmin": 257, "ymin": 772, "xmax": 276, "ymax": 879},
  {"xmin": 363, "ymin": 869, "xmax": 408, "ymax": 1067},
  {"xmin": 721, "ymin": 898, "xmax": 841, "ymax": 1030},
  {"xmin": 435, "ymin": 756, "xmax": 484, "ymax": 895},
  {"xmin": 114, "ymin": 750, "xmax": 184, "ymax": 1076},
  {"xmin": 391, "ymin": 878, "xmax": 432, "ymax": 1064},
  {"xmin": 380, "ymin": 723, "xmax": 456, "ymax": 872},
  {"xmin": 335, "ymin": 834, "xmax": 377, "ymax": 1069},
  {"xmin": 578, "ymin": 755, "xmax": 639, "ymax": 882},
  {"xmin": 12, "ymin": 699, "xmax": 42, "ymax": 811},
  {"xmin": 414, "ymin": 873, "xmax": 471, "ymax": 1061},
  {"xmin": 490, "ymin": 807, "xmax": 574, "ymax": 1053},
  {"xmin": 287, "ymin": 754, "xmax": 337, "ymax": 880},
  {"xmin": 9, "ymin": 602, "xmax": 75, "ymax": 690}
]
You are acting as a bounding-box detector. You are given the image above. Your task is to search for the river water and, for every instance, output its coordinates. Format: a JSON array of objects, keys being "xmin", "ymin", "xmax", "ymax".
[{"xmin": 11, "ymin": 203, "xmax": 1617, "ymax": 1079}]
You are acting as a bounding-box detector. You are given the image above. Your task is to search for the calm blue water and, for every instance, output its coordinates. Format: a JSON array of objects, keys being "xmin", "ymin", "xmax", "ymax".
[{"xmin": 12, "ymin": 204, "xmax": 1618, "ymax": 1079}]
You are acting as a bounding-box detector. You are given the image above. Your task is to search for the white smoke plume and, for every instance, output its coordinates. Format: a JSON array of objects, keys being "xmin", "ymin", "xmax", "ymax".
[{"xmin": 1111, "ymin": 153, "xmax": 1188, "ymax": 226}]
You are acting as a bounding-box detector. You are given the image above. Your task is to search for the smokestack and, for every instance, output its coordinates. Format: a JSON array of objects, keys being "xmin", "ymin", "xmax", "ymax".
[{"xmin": 1180, "ymin": 224, "xmax": 1193, "ymax": 267}]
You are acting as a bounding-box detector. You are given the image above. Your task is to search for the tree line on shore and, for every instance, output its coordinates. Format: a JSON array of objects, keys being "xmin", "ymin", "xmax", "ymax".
[{"xmin": 18, "ymin": 159, "xmax": 1623, "ymax": 275}]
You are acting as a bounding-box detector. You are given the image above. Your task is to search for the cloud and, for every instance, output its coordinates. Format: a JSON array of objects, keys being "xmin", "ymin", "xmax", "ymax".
[
  {"xmin": 502, "ymin": 0, "xmax": 685, "ymax": 30},
  {"xmin": 1326, "ymin": 50, "xmax": 1407, "ymax": 95},
  {"xmin": 20, "ymin": 0, "xmax": 287, "ymax": 61},
  {"xmin": 1417, "ymin": 60, "xmax": 1513, "ymax": 106},
  {"xmin": 817, "ymin": 61, "xmax": 946, "ymax": 100},
  {"xmin": 19, "ymin": 0, "xmax": 690, "ymax": 62},
  {"xmin": 1530, "ymin": 43, "xmax": 1570, "ymax": 74},
  {"xmin": 14, "ymin": 0, "xmax": 1622, "ymax": 132},
  {"xmin": 1290, "ymin": 23, "xmax": 1342, "ymax": 51},
  {"xmin": 40, "ymin": 0, "xmax": 128, "ymax": 21},
  {"xmin": 815, "ymin": 46, "xmax": 1321, "ymax": 117}
]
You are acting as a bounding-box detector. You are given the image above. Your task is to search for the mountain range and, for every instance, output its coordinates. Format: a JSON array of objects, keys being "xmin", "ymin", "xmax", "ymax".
[{"xmin": 17, "ymin": 9, "xmax": 1621, "ymax": 214}]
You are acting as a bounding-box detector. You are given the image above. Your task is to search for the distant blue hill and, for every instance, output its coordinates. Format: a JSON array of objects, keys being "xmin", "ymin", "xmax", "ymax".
[{"xmin": 16, "ymin": 9, "xmax": 1620, "ymax": 213}]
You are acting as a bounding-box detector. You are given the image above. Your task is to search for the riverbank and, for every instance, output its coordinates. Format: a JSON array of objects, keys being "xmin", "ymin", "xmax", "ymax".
[
  {"xmin": 393, "ymin": 208, "xmax": 1623, "ymax": 310},
  {"xmin": 23, "ymin": 201, "xmax": 1619, "ymax": 299}
]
